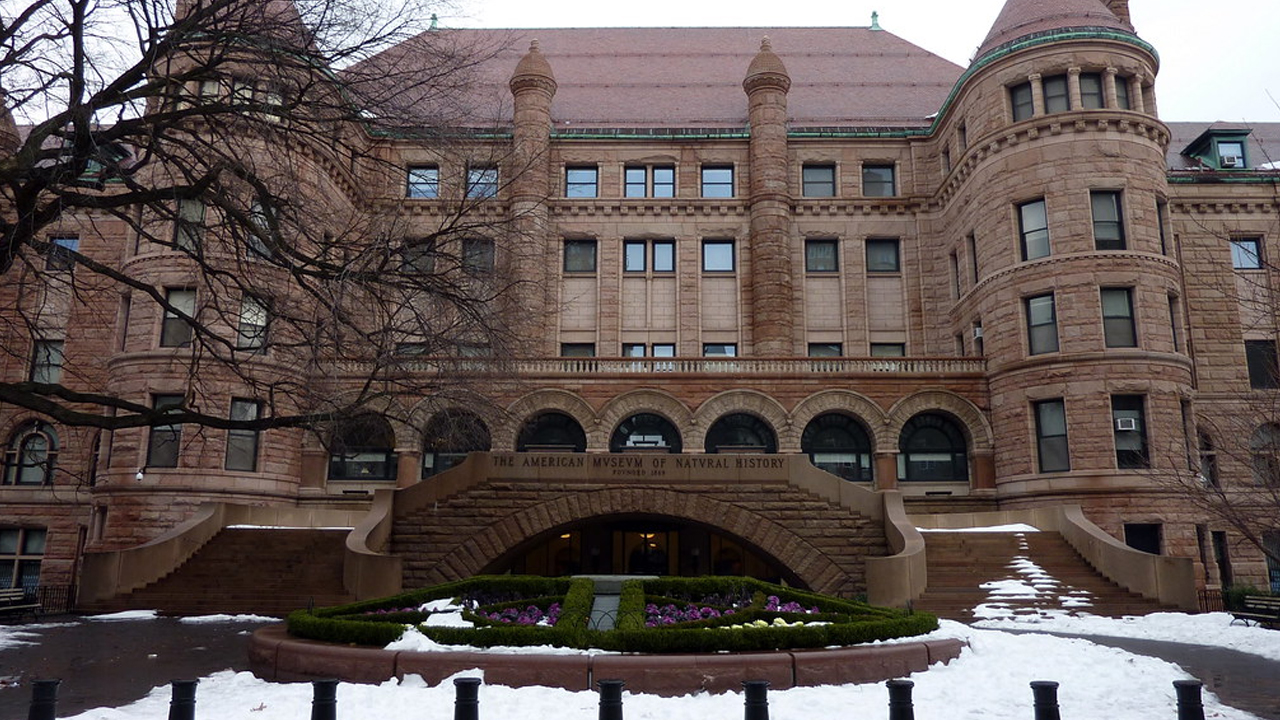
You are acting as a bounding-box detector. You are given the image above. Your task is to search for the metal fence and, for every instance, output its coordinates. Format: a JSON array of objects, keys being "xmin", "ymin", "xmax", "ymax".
[
  {"xmin": 21, "ymin": 676, "xmax": 1213, "ymax": 720},
  {"xmin": 1199, "ymin": 588, "xmax": 1225, "ymax": 613}
]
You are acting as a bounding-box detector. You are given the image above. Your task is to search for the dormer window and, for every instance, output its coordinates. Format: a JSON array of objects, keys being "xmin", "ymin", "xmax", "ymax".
[{"xmin": 1218, "ymin": 141, "xmax": 1245, "ymax": 169}]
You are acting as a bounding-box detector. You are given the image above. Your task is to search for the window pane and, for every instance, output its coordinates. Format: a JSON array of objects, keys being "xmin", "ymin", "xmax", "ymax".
[
  {"xmin": 802, "ymin": 165, "xmax": 835, "ymax": 197},
  {"xmin": 703, "ymin": 344, "xmax": 736, "ymax": 357},
  {"xmin": 406, "ymin": 167, "xmax": 438, "ymax": 198},
  {"xmin": 463, "ymin": 238, "xmax": 494, "ymax": 273},
  {"xmin": 565, "ymin": 168, "xmax": 598, "ymax": 198},
  {"xmin": 866, "ymin": 239, "xmax": 899, "ymax": 272},
  {"xmin": 624, "ymin": 167, "xmax": 646, "ymax": 197},
  {"xmin": 30, "ymin": 340, "xmax": 65, "ymax": 384},
  {"xmin": 560, "ymin": 343, "xmax": 595, "ymax": 357},
  {"xmin": 1020, "ymin": 199, "xmax": 1050, "ymax": 260},
  {"xmin": 1112, "ymin": 395, "xmax": 1148, "ymax": 469},
  {"xmin": 701, "ymin": 167, "xmax": 733, "ymax": 197},
  {"xmin": 1115, "ymin": 79, "xmax": 1131, "ymax": 110},
  {"xmin": 703, "ymin": 241, "xmax": 734, "ymax": 271},
  {"xmin": 1246, "ymin": 340, "xmax": 1279, "ymax": 389},
  {"xmin": 1102, "ymin": 288, "xmax": 1136, "ymax": 348},
  {"xmin": 1027, "ymin": 294, "xmax": 1058, "ymax": 354},
  {"xmin": 1231, "ymin": 238, "xmax": 1261, "ymax": 269},
  {"xmin": 1080, "ymin": 74, "xmax": 1103, "ymax": 109},
  {"xmin": 808, "ymin": 343, "xmax": 842, "ymax": 357},
  {"xmin": 652, "ymin": 344, "xmax": 675, "ymax": 357},
  {"xmin": 624, "ymin": 241, "xmax": 646, "ymax": 272},
  {"xmin": 1092, "ymin": 191, "xmax": 1125, "ymax": 250},
  {"xmin": 805, "ymin": 240, "xmax": 837, "ymax": 272},
  {"xmin": 652, "ymin": 166, "xmax": 675, "ymax": 197},
  {"xmin": 870, "ymin": 343, "xmax": 905, "ymax": 357},
  {"xmin": 653, "ymin": 241, "xmax": 674, "ymax": 272},
  {"xmin": 1011, "ymin": 82, "xmax": 1034, "ymax": 121},
  {"xmin": 1044, "ymin": 75, "xmax": 1069, "ymax": 112},
  {"xmin": 622, "ymin": 343, "xmax": 646, "ymax": 357},
  {"xmin": 466, "ymin": 168, "xmax": 498, "ymax": 198},
  {"xmin": 862, "ymin": 165, "xmax": 895, "ymax": 197},
  {"xmin": 161, "ymin": 289, "xmax": 195, "ymax": 347},
  {"xmin": 46, "ymin": 236, "xmax": 78, "ymax": 271},
  {"xmin": 563, "ymin": 240, "xmax": 597, "ymax": 272},
  {"xmin": 1036, "ymin": 400, "xmax": 1070, "ymax": 472}
]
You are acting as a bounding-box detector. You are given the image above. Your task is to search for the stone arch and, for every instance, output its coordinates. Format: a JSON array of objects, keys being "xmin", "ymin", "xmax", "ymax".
[
  {"xmin": 500, "ymin": 389, "xmax": 599, "ymax": 450},
  {"xmin": 596, "ymin": 389, "xmax": 693, "ymax": 439},
  {"xmin": 789, "ymin": 390, "xmax": 889, "ymax": 451},
  {"xmin": 434, "ymin": 487, "xmax": 848, "ymax": 594},
  {"xmin": 885, "ymin": 390, "xmax": 992, "ymax": 454},
  {"xmin": 405, "ymin": 392, "xmax": 502, "ymax": 449},
  {"xmin": 691, "ymin": 390, "xmax": 790, "ymax": 453},
  {"xmin": 305, "ymin": 391, "xmax": 414, "ymax": 452}
]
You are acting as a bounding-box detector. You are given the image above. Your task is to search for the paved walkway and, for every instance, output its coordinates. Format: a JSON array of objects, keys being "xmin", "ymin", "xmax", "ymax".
[{"xmin": 0, "ymin": 615, "xmax": 1277, "ymax": 718}]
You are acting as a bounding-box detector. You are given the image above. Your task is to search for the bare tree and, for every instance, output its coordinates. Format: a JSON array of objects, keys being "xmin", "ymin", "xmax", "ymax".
[{"xmin": 0, "ymin": 0, "xmax": 533, "ymax": 439}]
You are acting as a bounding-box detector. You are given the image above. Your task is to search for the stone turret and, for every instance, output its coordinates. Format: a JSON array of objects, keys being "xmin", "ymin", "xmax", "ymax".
[
  {"xmin": 742, "ymin": 38, "xmax": 793, "ymax": 356},
  {"xmin": 508, "ymin": 40, "xmax": 558, "ymax": 355}
]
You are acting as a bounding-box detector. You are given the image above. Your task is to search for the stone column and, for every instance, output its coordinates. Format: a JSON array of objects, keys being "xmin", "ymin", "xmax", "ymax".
[
  {"xmin": 875, "ymin": 452, "xmax": 899, "ymax": 491},
  {"xmin": 1029, "ymin": 73, "xmax": 1045, "ymax": 117},
  {"xmin": 971, "ymin": 451, "xmax": 997, "ymax": 492},
  {"xmin": 742, "ymin": 38, "xmax": 794, "ymax": 356},
  {"xmin": 396, "ymin": 449, "xmax": 421, "ymax": 488},
  {"xmin": 1104, "ymin": 67, "xmax": 1120, "ymax": 109},
  {"xmin": 508, "ymin": 41, "xmax": 557, "ymax": 355},
  {"xmin": 1067, "ymin": 67, "xmax": 1082, "ymax": 109}
]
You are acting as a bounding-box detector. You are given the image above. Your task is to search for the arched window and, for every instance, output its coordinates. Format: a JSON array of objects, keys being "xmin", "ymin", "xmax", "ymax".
[
  {"xmin": 897, "ymin": 413, "xmax": 969, "ymax": 482},
  {"xmin": 1250, "ymin": 424, "xmax": 1280, "ymax": 486},
  {"xmin": 3, "ymin": 423, "xmax": 58, "ymax": 486},
  {"xmin": 610, "ymin": 413, "xmax": 682, "ymax": 453},
  {"xmin": 704, "ymin": 413, "xmax": 777, "ymax": 454},
  {"xmin": 421, "ymin": 410, "xmax": 490, "ymax": 478},
  {"xmin": 517, "ymin": 412, "xmax": 587, "ymax": 452},
  {"xmin": 801, "ymin": 413, "xmax": 873, "ymax": 482},
  {"xmin": 328, "ymin": 413, "xmax": 397, "ymax": 480}
]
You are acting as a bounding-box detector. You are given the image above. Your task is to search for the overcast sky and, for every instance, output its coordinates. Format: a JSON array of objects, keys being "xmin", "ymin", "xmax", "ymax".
[{"xmin": 456, "ymin": 0, "xmax": 1279, "ymax": 123}]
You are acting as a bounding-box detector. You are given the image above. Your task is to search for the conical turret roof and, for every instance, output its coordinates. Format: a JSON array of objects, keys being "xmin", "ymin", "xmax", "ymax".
[{"xmin": 975, "ymin": 0, "xmax": 1134, "ymax": 61}]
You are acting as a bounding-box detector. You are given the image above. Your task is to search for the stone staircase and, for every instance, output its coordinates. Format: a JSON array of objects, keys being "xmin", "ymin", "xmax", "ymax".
[
  {"xmin": 85, "ymin": 528, "xmax": 356, "ymax": 616},
  {"xmin": 912, "ymin": 531, "xmax": 1171, "ymax": 621}
]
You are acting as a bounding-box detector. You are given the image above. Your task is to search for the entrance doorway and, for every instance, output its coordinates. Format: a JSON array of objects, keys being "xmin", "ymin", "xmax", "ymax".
[{"xmin": 485, "ymin": 517, "xmax": 798, "ymax": 586}]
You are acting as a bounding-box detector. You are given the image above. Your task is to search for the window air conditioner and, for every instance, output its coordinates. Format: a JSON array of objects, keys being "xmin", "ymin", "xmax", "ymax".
[
  {"xmin": 1115, "ymin": 417, "xmax": 1138, "ymax": 432},
  {"xmin": 973, "ymin": 326, "xmax": 984, "ymax": 340},
  {"xmin": 1221, "ymin": 155, "xmax": 1241, "ymax": 168}
]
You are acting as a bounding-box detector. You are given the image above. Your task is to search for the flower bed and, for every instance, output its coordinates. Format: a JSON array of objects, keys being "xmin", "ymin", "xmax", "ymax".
[{"xmin": 286, "ymin": 575, "xmax": 936, "ymax": 653}]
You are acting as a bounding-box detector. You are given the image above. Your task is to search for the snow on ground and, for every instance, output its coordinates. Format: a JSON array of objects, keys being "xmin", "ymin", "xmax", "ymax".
[
  {"xmin": 177, "ymin": 614, "xmax": 280, "ymax": 625},
  {"xmin": 975, "ymin": 611, "xmax": 1280, "ymax": 662},
  {"xmin": 916, "ymin": 523, "xmax": 1040, "ymax": 533},
  {"xmin": 969, "ymin": 532, "xmax": 1095, "ymax": 621},
  {"xmin": 53, "ymin": 619, "xmax": 1275, "ymax": 720},
  {"xmin": 85, "ymin": 610, "xmax": 159, "ymax": 622}
]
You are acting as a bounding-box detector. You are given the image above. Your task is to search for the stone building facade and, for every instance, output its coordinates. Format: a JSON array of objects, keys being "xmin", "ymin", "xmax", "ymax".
[{"xmin": 3, "ymin": 0, "xmax": 1279, "ymax": 604}]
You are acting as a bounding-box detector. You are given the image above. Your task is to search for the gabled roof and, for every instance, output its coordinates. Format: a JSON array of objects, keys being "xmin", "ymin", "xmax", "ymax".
[
  {"xmin": 975, "ymin": 0, "xmax": 1134, "ymax": 60},
  {"xmin": 349, "ymin": 27, "xmax": 964, "ymax": 130}
]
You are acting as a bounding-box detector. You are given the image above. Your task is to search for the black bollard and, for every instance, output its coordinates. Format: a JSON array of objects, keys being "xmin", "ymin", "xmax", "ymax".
[
  {"xmin": 597, "ymin": 679, "xmax": 625, "ymax": 720},
  {"xmin": 27, "ymin": 679, "xmax": 61, "ymax": 720},
  {"xmin": 1030, "ymin": 681, "xmax": 1061, "ymax": 720},
  {"xmin": 887, "ymin": 679, "xmax": 916, "ymax": 720},
  {"xmin": 311, "ymin": 679, "xmax": 339, "ymax": 720},
  {"xmin": 742, "ymin": 680, "xmax": 770, "ymax": 720},
  {"xmin": 1173, "ymin": 680, "xmax": 1205, "ymax": 720},
  {"xmin": 168, "ymin": 680, "xmax": 199, "ymax": 720},
  {"xmin": 454, "ymin": 677, "xmax": 481, "ymax": 720}
]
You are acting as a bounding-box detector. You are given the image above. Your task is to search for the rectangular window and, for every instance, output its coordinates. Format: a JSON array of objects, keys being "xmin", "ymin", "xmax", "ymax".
[
  {"xmin": 653, "ymin": 343, "xmax": 675, "ymax": 358},
  {"xmin": 29, "ymin": 340, "xmax": 65, "ymax": 384},
  {"xmin": 462, "ymin": 237, "xmax": 494, "ymax": 274},
  {"xmin": 563, "ymin": 240, "xmax": 597, "ymax": 273},
  {"xmin": 400, "ymin": 238, "xmax": 435, "ymax": 274},
  {"xmin": 1043, "ymin": 74, "xmax": 1070, "ymax": 113},
  {"xmin": 866, "ymin": 239, "xmax": 900, "ymax": 273},
  {"xmin": 1091, "ymin": 191, "xmax": 1125, "ymax": 250},
  {"xmin": 622, "ymin": 343, "xmax": 646, "ymax": 357},
  {"xmin": 225, "ymin": 399, "xmax": 260, "ymax": 472},
  {"xmin": 174, "ymin": 200, "xmax": 204, "ymax": 251},
  {"xmin": 949, "ymin": 252, "xmax": 960, "ymax": 300},
  {"xmin": 870, "ymin": 343, "xmax": 906, "ymax": 357},
  {"xmin": 1019, "ymin": 199, "xmax": 1049, "ymax": 260},
  {"xmin": 700, "ymin": 166, "xmax": 734, "ymax": 198},
  {"xmin": 160, "ymin": 289, "xmax": 196, "ymax": 348},
  {"xmin": 1080, "ymin": 73, "xmax": 1104, "ymax": 109},
  {"xmin": 1034, "ymin": 399, "xmax": 1070, "ymax": 472},
  {"xmin": 560, "ymin": 343, "xmax": 596, "ymax": 357},
  {"xmin": 406, "ymin": 166, "xmax": 439, "ymax": 199},
  {"xmin": 1115, "ymin": 77, "xmax": 1131, "ymax": 109},
  {"xmin": 466, "ymin": 166, "xmax": 498, "ymax": 199},
  {"xmin": 808, "ymin": 343, "xmax": 843, "ymax": 357},
  {"xmin": 967, "ymin": 233, "xmax": 979, "ymax": 283},
  {"xmin": 805, "ymin": 239, "xmax": 838, "ymax": 272},
  {"xmin": 624, "ymin": 240, "xmax": 673, "ymax": 273},
  {"xmin": 1156, "ymin": 200, "xmax": 1168, "ymax": 255},
  {"xmin": 1026, "ymin": 293, "xmax": 1059, "ymax": 355},
  {"xmin": 1231, "ymin": 237, "xmax": 1262, "ymax": 269},
  {"xmin": 1112, "ymin": 394, "xmax": 1149, "ymax": 469},
  {"xmin": 1011, "ymin": 81, "xmax": 1034, "ymax": 121},
  {"xmin": 625, "ymin": 165, "xmax": 675, "ymax": 198},
  {"xmin": 0, "ymin": 527, "xmax": 46, "ymax": 590},
  {"xmin": 702, "ymin": 344, "xmax": 737, "ymax": 357},
  {"xmin": 1218, "ymin": 140, "xmax": 1245, "ymax": 169},
  {"xmin": 802, "ymin": 164, "xmax": 836, "ymax": 197},
  {"xmin": 862, "ymin": 164, "xmax": 896, "ymax": 197},
  {"xmin": 1101, "ymin": 287, "xmax": 1137, "ymax": 348},
  {"xmin": 147, "ymin": 394, "xmax": 184, "ymax": 468},
  {"xmin": 45, "ymin": 236, "xmax": 78, "ymax": 272},
  {"xmin": 1246, "ymin": 340, "xmax": 1279, "ymax": 389},
  {"xmin": 702, "ymin": 240, "xmax": 734, "ymax": 272},
  {"xmin": 237, "ymin": 295, "xmax": 269, "ymax": 353},
  {"xmin": 1168, "ymin": 296, "xmax": 1180, "ymax": 352},
  {"xmin": 565, "ymin": 167, "xmax": 599, "ymax": 198}
]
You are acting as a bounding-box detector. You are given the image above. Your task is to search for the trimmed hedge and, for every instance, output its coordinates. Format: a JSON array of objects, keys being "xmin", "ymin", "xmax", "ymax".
[{"xmin": 286, "ymin": 575, "xmax": 937, "ymax": 653}]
